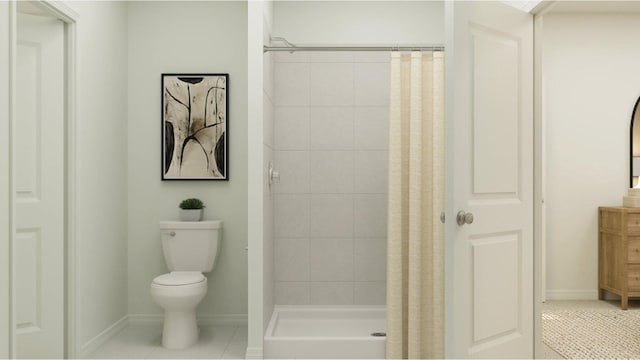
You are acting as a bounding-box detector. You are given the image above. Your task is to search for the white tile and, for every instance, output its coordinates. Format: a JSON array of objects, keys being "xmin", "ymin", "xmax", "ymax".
[
  {"xmin": 309, "ymin": 51, "xmax": 356, "ymax": 63},
  {"xmin": 263, "ymin": 96, "xmax": 274, "ymax": 148},
  {"xmin": 354, "ymin": 107, "xmax": 389, "ymax": 150},
  {"xmin": 274, "ymin": 194, "xmax": 309, "ymax": 238},
  {"xmin": 274, "ymin": 63, "xmax": 309, "ymax": 106},
  {"xmin": 263, "ymin": 146, "xmax": 273, "ymax": 197},
  {"xmin": 309, "ymin": 107, "xmax": 354, "ymax": 150},
  {"xmin": 310, "ymin": 63, "xmax": 354, "ymax": 106},
  {"xmin": 263, "ymin": 52, "xmax": 274, "ymax": 101},
  {"xmin": 264, "ymin": 181, "xmax": 274, "ymax": 240},
  {"xmin": 310, "ymin": 282, "xmax": 354, "ymax": 305},
  {"xmin": 146, "ymin": 325, "xmax": 237, "ymax": 359},
  {"xmin": 309, "ymin": 151, "xmax": 354, "ymax": 194},
  {"xmin": 275, "ymin": 282, "xmax": 310, "ymax": 305},
  {"xmin": 231, "ymin": 326, "xmax": 248, "ymax": 342},
  {"xmin": 353, "ymin": 52, "xmax": 391, "ymax": 63},
  {"xmin": 176, "ymin": 327, "xmax": 236, "ymax": 358},
  {"xmin": 273, "ymin": 151, "xmax": 309, "ymax": 194},
  {"xmin": 88, "ymin": 324, "xmax": 161, "ymax": 359},
  {"xmin": 354, "ymin": 195, "xmax": 387, "ymax": 237},
  {"xmin": 275, "ymin": 238, "xmax": 309, "ymax": 281},
  {"xmin": 221, "ymin": 339, "xmax": 247, "ymax": 359},
  {"xmin": 354, "ymin": 63, "xmax": 390, "ymax": 106},
  {"xmin": 222, "ymin": 327, "xmax": 248, "ymax": 359},
  {"xmin": 309, "ymin": 239, "xmax": 354, "ymax": 281},
  {"xmin": 354, "ymin": 238, "xmax": 387, "ymax": 281},
  {"xmin": 264, "ymin": 198, "xmax": 274, "ymax": 237},
  {"xmin": 354, "ymin": 151, "xmax": 388, "ymax": 194},
  {"xmin": 87, "ymin": 324, "xmax": 243, "ymax": 360},
  {"xmin": 274, "ymin": 107, "xmax": 309, "ymax": 150},
  {"xmin": 274, "ymin": 51, "xmax": 310, "ymax": 63},
  {"xmin": 309, "ymin": 195, "xmax": 354, "ymax": 238},
  {"xmin": 354, "ymin": 282, "xmax": 386, "ymax": 305},
  {"xmin": 263, "ymin": 210, "xmax": 275, "ymax": 305}
]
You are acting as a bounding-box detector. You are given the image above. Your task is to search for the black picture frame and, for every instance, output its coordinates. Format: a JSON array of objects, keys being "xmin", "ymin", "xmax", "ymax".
[{"xmin": 161, "ymin": 73, "xmax": 229, "ymax": 180}]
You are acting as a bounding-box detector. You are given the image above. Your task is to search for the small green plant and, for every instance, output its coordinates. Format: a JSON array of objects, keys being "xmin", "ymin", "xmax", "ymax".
[{"xmin": 179, "ymin": 198, "xmax": 205, "ymax": 210}]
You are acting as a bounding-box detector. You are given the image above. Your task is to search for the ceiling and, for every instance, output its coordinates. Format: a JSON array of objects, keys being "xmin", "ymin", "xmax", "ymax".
[{"xmin": 546, "ymin": 1, "xmax": 640, "ymax": 14}]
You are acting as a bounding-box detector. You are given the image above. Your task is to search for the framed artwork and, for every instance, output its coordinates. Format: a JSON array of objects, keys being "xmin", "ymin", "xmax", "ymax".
[{"xmin": 162, "ymin": 73, "xmax": 228, "ymax": 180}]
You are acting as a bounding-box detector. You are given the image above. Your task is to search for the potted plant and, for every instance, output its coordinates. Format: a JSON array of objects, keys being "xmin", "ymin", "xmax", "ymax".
[{"xmin": 179, "ymin": 198, "xmax": 205, "ymax": 221}]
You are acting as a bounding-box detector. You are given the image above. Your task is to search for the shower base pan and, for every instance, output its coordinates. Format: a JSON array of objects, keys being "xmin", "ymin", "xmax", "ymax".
[{"xmin": 264, "ymin": 305, "xmax": 386, "ymax": 359}]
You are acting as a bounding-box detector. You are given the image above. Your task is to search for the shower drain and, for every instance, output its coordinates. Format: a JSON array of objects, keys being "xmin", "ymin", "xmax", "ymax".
[{"xmin": 371, "ymin": 332, "xmax": 386, "ymax": 337}]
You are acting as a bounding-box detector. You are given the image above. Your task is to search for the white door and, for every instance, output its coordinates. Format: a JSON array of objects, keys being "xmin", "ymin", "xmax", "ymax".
[
  {"xmin": 447, "ymin": 2, "xmax": 533, "ymax": 358},
  {"xmin": 15, "ymin": 13, "xmax": 65, "ymax": 358}
]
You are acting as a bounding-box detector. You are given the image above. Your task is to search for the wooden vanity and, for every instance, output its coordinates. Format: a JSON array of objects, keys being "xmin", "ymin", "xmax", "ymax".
[{"xmin": 598, "ymin": 206, "xmax": 640, "ymax": 309}]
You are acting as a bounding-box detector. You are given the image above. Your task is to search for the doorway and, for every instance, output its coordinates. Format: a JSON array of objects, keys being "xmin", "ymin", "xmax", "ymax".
[{"xmin": 533, "ymin": 2, "xmax": 640, "ymax": 358}]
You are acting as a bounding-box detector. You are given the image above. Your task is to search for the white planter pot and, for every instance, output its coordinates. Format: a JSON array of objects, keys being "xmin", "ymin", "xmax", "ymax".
[{"xmin": 179, "ymin": 209, "xmax": 203, "ymax": 222}]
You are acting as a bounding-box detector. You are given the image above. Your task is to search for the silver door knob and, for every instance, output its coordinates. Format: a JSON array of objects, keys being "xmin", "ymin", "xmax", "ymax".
[
  {"xmin": 456, "ymin": 211, "xmax": 474, "ymax": 226},
  {"xmin": 268, "ymin": 162, "xmax": 280, "ymax": 188},
  {"xmin": 164, "ymin": 231, "xmax": 176, "ymax": 237}
]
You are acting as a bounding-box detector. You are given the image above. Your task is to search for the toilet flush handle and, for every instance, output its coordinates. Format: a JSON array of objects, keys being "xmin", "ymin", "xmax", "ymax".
[{"xmin": 164, "ymin": 231, "xmax": 176, "ymax": 237}]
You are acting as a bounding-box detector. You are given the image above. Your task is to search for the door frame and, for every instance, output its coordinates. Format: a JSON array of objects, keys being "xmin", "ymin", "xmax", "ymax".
[
  {"xmin": 7, "ymin": 0, "xmax": 78, "ymax": 357},
  {"xmin": 531, "ymin": 1, "xmax": 556, "ymax": 357}
]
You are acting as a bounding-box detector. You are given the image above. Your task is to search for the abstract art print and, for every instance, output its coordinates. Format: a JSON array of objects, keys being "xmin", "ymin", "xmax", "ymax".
[{"xmin": 162, "ymin": 74, "xmax": 228, "ymax": 180}]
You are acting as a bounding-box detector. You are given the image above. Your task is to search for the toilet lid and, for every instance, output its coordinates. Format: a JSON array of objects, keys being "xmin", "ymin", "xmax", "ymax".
[{"xmin": 152, "ymin": 271, "xmax": 205, "ymax": 286}]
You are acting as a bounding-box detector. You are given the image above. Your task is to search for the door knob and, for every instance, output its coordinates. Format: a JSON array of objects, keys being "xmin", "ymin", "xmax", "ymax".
[
  {"xmin": 456, "ymin": 211, "xmax": 474, "ymax": 226},
  {"xmin": 268, "ymin": 162, "xmax": 280, "ymax": 188}
]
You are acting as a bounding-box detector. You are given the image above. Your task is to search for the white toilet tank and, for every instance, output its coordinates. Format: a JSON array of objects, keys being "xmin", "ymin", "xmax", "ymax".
[{"xmin": 159, "ymin": 220, "xmax": 222, "ymax": 272}]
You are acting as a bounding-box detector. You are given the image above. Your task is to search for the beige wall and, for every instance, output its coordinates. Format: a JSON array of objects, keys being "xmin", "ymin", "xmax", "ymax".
[
  {"xmin": 127, "ymin": 1, "xmax": 248, "ymax": 317},
  {"xmin": 73, "ymin": 1, "xmax": 130, "ymax": 348}
]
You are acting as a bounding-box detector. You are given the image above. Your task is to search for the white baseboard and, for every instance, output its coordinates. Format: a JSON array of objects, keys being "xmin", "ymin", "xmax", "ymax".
[
  {"xmin": 545, "ymin": 289, "xmax": 599, "ymax": 300},
  {"xmin": 80, "ymin": 315, "xmax": 128, "ymax": 357},
  {"xmin": 128, "ymin": 313, "xmax": 248, "ymax": 326},
  {"xmin": 245, "ymin": 346, "xmax": 263, "ymax": 359}
]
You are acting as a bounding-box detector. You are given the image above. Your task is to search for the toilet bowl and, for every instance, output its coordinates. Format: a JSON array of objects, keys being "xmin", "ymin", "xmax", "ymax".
[
  {"xmin": 150, "ymin": 271, "xmax": 207, "ymax": 349},
  {"xmin": 150, "ymin": 221, "xmax": 222, "ymax": 349}
]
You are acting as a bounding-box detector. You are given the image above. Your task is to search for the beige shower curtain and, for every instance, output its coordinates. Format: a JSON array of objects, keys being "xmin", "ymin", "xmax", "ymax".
[{"xmin": 386, "ymin": 51, "xmax": 445, "ymax": 359}]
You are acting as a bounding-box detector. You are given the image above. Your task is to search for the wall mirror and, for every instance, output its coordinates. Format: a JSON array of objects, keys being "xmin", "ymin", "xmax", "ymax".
[{"xmin": 631, "ymin": 96, "xmax": 640, "ymax": 188}]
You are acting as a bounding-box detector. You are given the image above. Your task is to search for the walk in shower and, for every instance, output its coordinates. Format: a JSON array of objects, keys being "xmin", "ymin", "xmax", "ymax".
[
  {"xmin": 263, "ymin": 48, "xmax": 391, "ymax": 358},
  {"xmin": 262, "ymin": 40, "xmax": 445, "ymax": 358}
]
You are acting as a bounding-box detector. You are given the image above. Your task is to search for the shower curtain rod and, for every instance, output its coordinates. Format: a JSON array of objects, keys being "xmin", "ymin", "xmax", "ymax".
[{"xmin": 263, "ymin": 45, "xmax": 445, "ymax": 53}]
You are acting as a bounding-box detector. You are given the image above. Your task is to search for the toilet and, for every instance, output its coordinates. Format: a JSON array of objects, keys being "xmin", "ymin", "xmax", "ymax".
[{"xmin": 150, "ymin": 220, "xmax": 222, "ymax": 349}]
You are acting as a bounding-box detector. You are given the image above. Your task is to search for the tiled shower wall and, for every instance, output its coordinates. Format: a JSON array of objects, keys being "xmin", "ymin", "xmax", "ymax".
[{"xmin": 272, "ymin": 51, "xmax": 389, "ymax": 305}]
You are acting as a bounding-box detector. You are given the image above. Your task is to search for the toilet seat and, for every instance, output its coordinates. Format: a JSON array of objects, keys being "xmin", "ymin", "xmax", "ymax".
[{"xmin": 153, "ymin": 271, "xmax": 205, "ymax": 286}]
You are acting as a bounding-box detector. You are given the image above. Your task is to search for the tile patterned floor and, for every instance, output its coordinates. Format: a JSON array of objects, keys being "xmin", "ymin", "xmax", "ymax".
[
  {"xmin": 540, "ymin": 300, "xmax": 640, "ymax": 359},
  {"xmin": 87, "ymin": 324, "xmax": 247, "ymax": 359}
]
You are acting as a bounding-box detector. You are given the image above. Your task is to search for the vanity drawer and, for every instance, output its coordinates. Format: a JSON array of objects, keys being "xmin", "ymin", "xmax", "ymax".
[
  {"xmin": 628, "ymin": 214, "xmax": 640, "ymax": 231},
  {"xmin": 628, "ymin": 270, "xmax": 640, "ymax": 291},
  {"xmin": 629, "ymin": 240, "xmax": 640, "ymax": 263}
]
